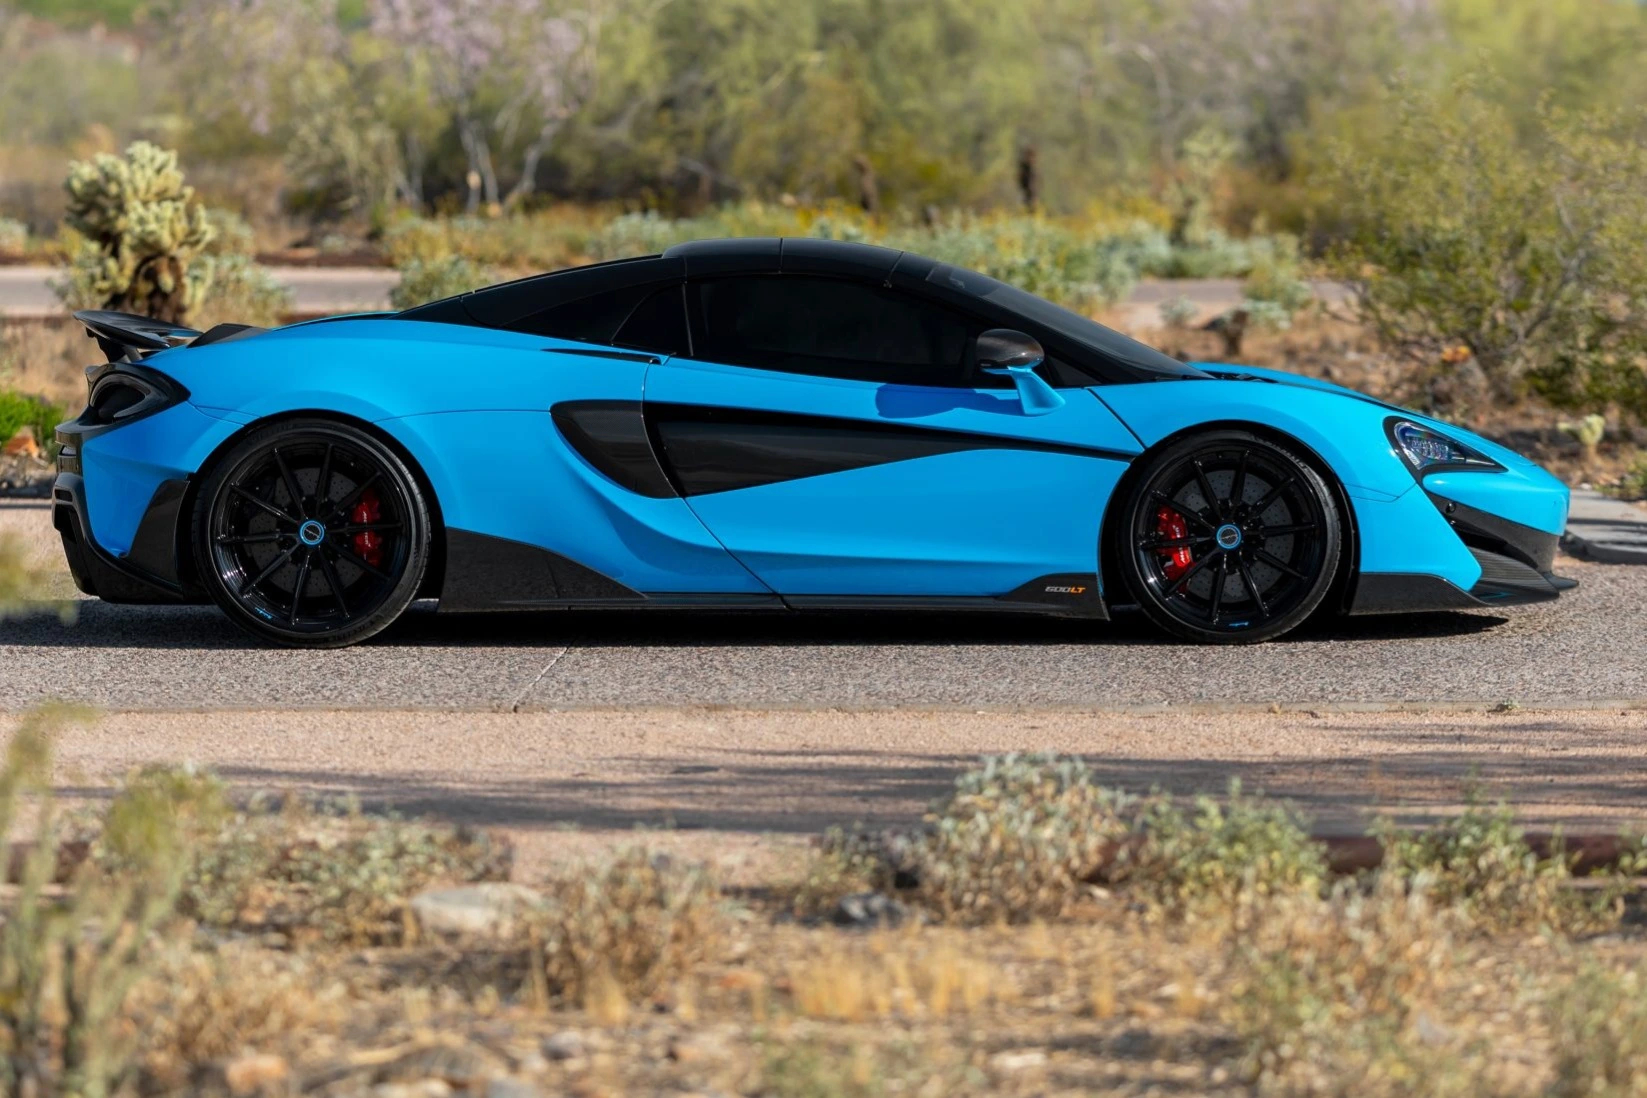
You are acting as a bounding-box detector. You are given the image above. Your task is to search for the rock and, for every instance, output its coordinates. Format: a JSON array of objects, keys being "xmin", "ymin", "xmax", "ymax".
[
  {"xmin": 831, "ymin": 891, "xmax": 908, "ymax": 929},
  {"xmin": 374, "ymin": 1083, "xmax": 451, "ymax": 1098},
  {"xmin": 409, "ymin": 883, "xmax": 543, "ymax": 940},
  {"xmin": 541, "ymin": 1031, "xmax": 587, "ymax": 1062},
  {"xmin": 989, "ymin": 1049, "xmax": 1048, "ymax": 1072},
  {"xmin": 486, "ymin": 1080, "xmax": 543, "ymax": 1098},
  {"xmin": 2, "ymin": 426, "xmax": 41, "ymax": 460},
  {"xmin": 224, "ymin": 1053, "xmax": 289, "ymax": 1094}
]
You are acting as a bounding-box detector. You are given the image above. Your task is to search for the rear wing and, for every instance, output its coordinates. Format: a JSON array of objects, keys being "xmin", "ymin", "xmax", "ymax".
[{"xmin": 74, "ymin": 309, "xmax": 201, "ymax": 363}]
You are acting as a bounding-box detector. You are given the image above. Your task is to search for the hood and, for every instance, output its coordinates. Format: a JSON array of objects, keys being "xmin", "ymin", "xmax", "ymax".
[{"xmin": 1190, "ymin": 362, "xmax": 1539, "ymax": 470}]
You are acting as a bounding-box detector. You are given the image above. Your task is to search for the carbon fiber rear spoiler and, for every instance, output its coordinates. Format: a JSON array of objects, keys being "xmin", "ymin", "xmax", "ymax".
[{"xmin": 74, "ymin": 309, "xmax": 201, "ymax": 363}]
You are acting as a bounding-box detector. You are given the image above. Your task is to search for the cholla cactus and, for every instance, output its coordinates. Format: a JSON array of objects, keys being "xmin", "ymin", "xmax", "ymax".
[
  {"xmin": 58, "ymin": 142, "xmax": 216, "ymax": 323},
  {"xmin": 1558, "ymin": 413, "xmax": 1607, "ymax": 466}
]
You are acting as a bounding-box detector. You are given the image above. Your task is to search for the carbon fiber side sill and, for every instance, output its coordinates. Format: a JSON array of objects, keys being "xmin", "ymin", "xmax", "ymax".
[{"xmin": 439, "ymin": 529, "xmax": 643, "ymax": 612}]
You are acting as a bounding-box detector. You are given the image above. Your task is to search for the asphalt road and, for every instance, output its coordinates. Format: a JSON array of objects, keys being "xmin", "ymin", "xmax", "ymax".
[{"xmin": 3, "ymin": 503, "xmax": 1643, "ymax": 711}]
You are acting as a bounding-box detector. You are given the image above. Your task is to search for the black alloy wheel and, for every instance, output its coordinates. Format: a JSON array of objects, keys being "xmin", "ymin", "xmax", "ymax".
[
  {"xmin": 192, "ymin": 419, "xmax": 431, "ymax": 648},
  {"xmin": 1116, "ymin": 430, "xmax": 1342, "ymax": 643}
]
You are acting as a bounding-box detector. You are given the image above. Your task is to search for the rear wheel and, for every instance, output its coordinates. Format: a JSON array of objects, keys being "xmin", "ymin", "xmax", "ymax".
[
  {"xmin": 1115, "ymin": 430, "xmax": 1341, "ymax": 644},
  {"xmin": 192, "ymin": 418, "xmax": 431, "ymax": 648}
]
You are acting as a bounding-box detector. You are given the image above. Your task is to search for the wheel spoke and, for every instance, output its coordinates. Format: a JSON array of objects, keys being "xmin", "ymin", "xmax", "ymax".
[
  {"xmin": 241, "ymin": 543, "xmax": 299, "ymax": 596},
  {"xmin": 216, "ymin": 531, "xmax": 285, "ymax": 546},
  {"xmin": 1138, "ymin": 534, "xmax": 1212, "ymax": 550},
  {"xmin": 317, "ymin": 552, "xmax": 353, "ymax": 618},
  {"xmin": 1231, "ymin": 451, "xmax": 1249, "ymax": 511},
  {"xmin": 230, "ymin": 484, "xmax": 300, "ymax": 526},
  {"xmin": 315, "ymin": 443, "xmax": 335, "ymax": 515},
  {"xmin": 288, "ymin": 552, "xmax": 312, "ymax": 625},
  {"xmin": 327, "ymin": 472, "xmax": 382, "ymax": 523},
  {"xmin": 1255, "ymin": 522, "xmax": 1316, "ymax": 538},
  {"xmin": 1208, "ymin": 555, "xmax": 1228, "ymax": 622},
  {"xmin": 332, "ymin": 541, "xmax": 392, "ymax": 582},
  {"xmin": 273, "ymin": 448, "xmax": 307, "ymax": 519},
  {"xmin": 1191, "ymin": 459, "xmax": 1222, "ymax": 520},
  {"xmin": 1236, "ymin": 557, "xmax": 1270, "ymax": 619},
  {"xmin": 1252, "ymin": 477, "xmax": 1296, "ymax": 516},
  {"xmin": 1254, "ymin": 548, "xmax": 1307, "ymax": 579},
  {"xmin": 1166, "ymin": 551, "xmax": 1218, "ymax": 596}
]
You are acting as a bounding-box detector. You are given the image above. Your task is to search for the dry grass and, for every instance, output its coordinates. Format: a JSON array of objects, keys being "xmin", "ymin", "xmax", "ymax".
[{"xmin": 8, "ymin": 734, "xmax": 1647, "ymax": 1095}]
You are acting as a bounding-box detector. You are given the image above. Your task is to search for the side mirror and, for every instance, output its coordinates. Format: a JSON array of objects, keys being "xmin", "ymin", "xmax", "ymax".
[{"xmin": 976, "ymin": 328, "xmax": 1065, "ymax": 416}]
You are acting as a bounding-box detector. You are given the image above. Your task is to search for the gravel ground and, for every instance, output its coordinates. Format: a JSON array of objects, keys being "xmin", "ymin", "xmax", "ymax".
[{"xmin": 11, "ymin": 705, "xmax": 1645, "ymax": 883}]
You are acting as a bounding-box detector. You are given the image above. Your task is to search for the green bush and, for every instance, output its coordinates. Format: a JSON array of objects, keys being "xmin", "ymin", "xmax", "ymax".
[
  {"xmin": 192, "ymin": 253, "xmax": 294, "ymax": 329},
  {"xmin": 0, "ymin": 390, "xmax": 69, "ymax": 451},
  {"xmin": 1124, "ymin": 780, "xmax": 1327, "ymax": 919},
  {"xmin": 389, "ymin": 255, "xmax": 494, "ymax": 310},
  {"xmin": 177, "ymin": 795, "xmax": 512, "ymax": 946},
  {"xmin": 1375, "ymin": 799, "xmax": 1622, "ymax": 934},
  {"xmin": 0, "ymin": 218, "xmax": 26, "ymax": 254},
  {"xmin": 1321, "ymin": 74, "xmax": 1647, "ymax": 417}
]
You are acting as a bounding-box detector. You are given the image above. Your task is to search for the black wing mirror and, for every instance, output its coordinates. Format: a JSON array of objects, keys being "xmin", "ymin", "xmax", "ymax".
[{"xmin": 976, "ymin": 329, "xmax": 1065, "ymax": 415}]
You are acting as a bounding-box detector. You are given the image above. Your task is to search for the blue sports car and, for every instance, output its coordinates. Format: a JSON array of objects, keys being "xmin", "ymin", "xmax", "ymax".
[{"xmin": 53, "ymin": 237, "xmax": 1574, "ymax": 648}]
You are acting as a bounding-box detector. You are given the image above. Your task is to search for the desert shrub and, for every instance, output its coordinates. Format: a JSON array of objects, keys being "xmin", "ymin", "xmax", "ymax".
[
  {"xmin": 537, "ymin": 847, "xmax": 722, "ymax": 1007},
  {"xmin": 1376, "ymin": 799, "xmax": 1623, "ymax": 935},
  {"xmin": 1124, "ymin": 781, "xmax": 1327, "ymax": 920},
  {"xmin": 390, "ymin": 254, "xmax": 494, "ymax": 310},
  {"xmin": 1230, "ymin": 876, "xmax": 1481, "ymax": 1095},
  {"xmin": 176, "ymin": 795, "xmax": 512, "ymax": 946},
  {"xmin": 0, "ymin": 390, "xmax": 68, "ymax": 452},
  {"xmin": 1546, "ymin": 964, "xmax": 1647, "ymax": 1098},
  {"xmin": 191, "ymin": 253, "xmax": 293, "ymax": 328},
  {"xmin": 0, "ymin": 218, "xmax": 26, "ymax": 254},
  {"xmin": 839, "ymin": 754, "xmax": 1134, "ymax": 924},
  {"xmin": 1, "ymin": 705, "xmax": 189, "ymax": 1098},
  {"xmin": 1321, "ymin": 75, "xmax": 1647, "ymax": 418}
]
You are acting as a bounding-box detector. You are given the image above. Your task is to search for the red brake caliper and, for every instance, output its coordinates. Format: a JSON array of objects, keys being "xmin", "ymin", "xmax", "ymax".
[
  {"xmin": 1155, "ymin": 506, "xmax": 1193, "ymax": 581},
  {"xmin": 352, "ymin": 489, "xmax": 384, "ymax": 569}
]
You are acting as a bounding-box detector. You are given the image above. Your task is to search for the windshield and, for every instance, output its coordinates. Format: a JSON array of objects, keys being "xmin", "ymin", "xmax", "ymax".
[{"xmin": 925, "ymin": 263, "xmax": 1209, "ymax": 381}]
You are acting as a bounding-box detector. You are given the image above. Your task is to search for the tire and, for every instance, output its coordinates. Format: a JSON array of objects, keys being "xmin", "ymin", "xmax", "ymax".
[
  {"xmin": 1114, "ymin": 429, "xmax": 1342, "ymax": 644},
  {"xmin": 191, "ymin": 418, "xmax": 432, "ymax": 648}
]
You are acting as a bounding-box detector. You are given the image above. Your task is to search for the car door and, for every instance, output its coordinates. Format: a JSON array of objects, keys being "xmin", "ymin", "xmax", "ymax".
[{"xmin": 642, "ymin": 273, "xmax": 1142, "ymax": 599}]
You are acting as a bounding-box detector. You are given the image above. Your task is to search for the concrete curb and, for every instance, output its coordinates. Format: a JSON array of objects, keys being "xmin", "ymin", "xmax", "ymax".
[{"xmin": 1563, "ymin": 489, "xmax": 1647, "ymax": 565}]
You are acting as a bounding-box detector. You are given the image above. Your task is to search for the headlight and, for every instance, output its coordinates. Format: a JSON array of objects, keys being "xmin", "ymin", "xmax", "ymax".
[{"xmin": 1385, "ymin": 418, "xmax": 1503, "ymax": 475}]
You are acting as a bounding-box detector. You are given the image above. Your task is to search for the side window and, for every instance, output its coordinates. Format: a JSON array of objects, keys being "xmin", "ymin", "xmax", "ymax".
[
  {"xmin": 692, "ymin": 276, "xmax": 972, "ymax": 386},
  {"xmin": 510, "ymin": 283, "xmax": 654, "ymax": 343},
  {"xmin": 613, "ymin": 285, "xmax": 689, "ymax": 355}
]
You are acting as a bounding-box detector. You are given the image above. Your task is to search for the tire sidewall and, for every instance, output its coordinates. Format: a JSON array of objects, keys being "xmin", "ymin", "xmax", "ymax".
[
  {"xmin": 192, "ymin": 418, "xmax": 432, "ymax": 649},
  {"xmin": 1115, "ymin": 429, "xmax": 1342, "ymax": 644}
]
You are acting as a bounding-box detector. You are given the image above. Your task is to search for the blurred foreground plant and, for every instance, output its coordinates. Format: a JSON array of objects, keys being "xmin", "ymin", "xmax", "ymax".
[{"xmin": 1, "ymin": 704, "xmax": 189, "ymax": 1098}]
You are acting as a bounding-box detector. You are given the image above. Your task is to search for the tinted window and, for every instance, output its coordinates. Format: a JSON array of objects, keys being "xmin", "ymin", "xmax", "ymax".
[
  {"xmin": 614, "ymin": 285, "xmax": 689, "ymax": 355},
  {"xmin": 693, "ymin": 276, "xmax": 971, "ymax": 386},
  {"xmin": 510, "ymin": 283, "xmax": 654, "ymax": 342}
]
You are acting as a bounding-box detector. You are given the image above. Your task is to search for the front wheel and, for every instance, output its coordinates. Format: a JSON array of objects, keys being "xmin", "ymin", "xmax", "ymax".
[
  {"xmin": 191, "ymin": 418, "xmax": 432, "ymax": 648},
  {"xmin": 1115, "ymin": 430, "xmax": 1342, "ymax": 644}
]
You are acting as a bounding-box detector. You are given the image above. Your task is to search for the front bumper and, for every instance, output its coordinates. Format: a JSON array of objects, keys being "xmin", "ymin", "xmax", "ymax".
[{"xmin": 1349, "ymin": 480, "xmax": 1576, "ymax": 615}]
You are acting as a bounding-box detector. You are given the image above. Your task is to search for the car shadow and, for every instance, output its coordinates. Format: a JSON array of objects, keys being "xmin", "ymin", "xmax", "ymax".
[{"xmin": 0, "ymin": 597, "xmax": 1509, "ymax": 651}]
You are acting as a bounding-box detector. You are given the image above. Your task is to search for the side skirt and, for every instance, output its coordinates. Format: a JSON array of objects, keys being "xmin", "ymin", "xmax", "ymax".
[{"xmin": 438, "ymin": 531, "xmax": 1109, "ymax": 619}]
